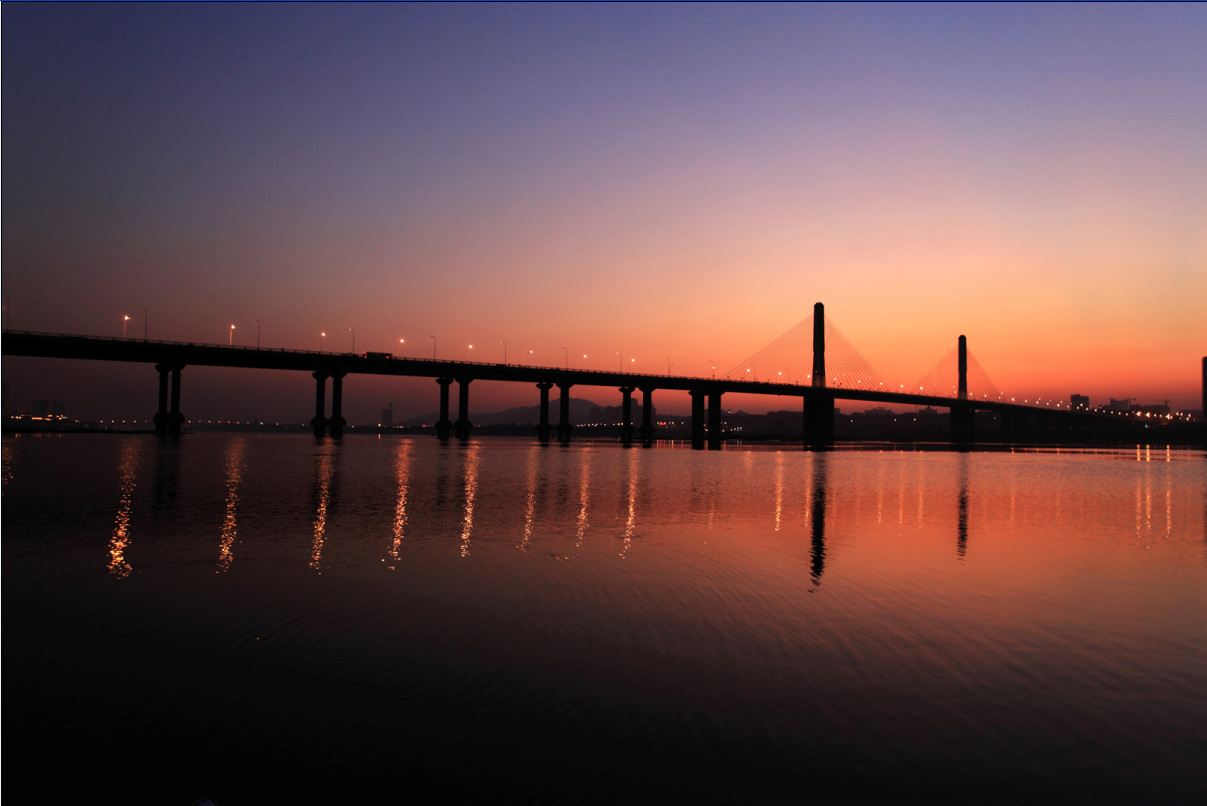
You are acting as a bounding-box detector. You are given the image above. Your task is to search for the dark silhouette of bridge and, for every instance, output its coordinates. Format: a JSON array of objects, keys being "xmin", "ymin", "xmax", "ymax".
[{"xmin": 3, "ymin": 303, "xmax": 1193, "ymax": 448}]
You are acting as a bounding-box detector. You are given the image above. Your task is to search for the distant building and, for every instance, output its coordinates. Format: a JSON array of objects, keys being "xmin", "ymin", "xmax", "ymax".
[
  {"xmin": 381, "ymin": 402, "xmax": 393, "ymax": 428},
  {"xmin": 52, "ymin": 401, "xmax": 66, "ymax": 416},
  {"xmin": 32, "ymin": 400, "xmax": 49, "ymax": 416},
  {"xmin": 1108, "ymin": 398, "xmax": 1131, "ymax": 412},
  {"xmin": 1070, "ymin": 394, "xmax": 1089, "ymax": 410}
]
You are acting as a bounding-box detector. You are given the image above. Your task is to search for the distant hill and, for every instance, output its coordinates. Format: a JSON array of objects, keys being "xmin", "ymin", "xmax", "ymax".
[{"xmin": 400, "ymin": 397, "xmax": 643, "ymax": 427}]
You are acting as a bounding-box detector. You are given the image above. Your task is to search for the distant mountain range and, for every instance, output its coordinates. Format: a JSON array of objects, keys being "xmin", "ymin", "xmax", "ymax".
[{"xmin": 400, "ymin": 397, "xmax": 648, "ymax": 427}]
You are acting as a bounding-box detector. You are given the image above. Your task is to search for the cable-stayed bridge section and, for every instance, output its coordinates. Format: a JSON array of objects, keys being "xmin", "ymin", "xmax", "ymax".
[{"xmin": 2, "ymin": 306, "xmax": 1179, "ymax": 448}]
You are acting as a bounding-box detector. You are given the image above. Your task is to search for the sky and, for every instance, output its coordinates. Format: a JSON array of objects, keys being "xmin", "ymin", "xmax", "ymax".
[{"xmin": 4, "ymin": 3, "xmax": 1205, "ymax": 422}]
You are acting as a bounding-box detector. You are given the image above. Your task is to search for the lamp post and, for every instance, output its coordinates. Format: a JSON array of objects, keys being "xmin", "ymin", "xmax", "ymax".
[
  {"xmin": 467, "ymin": 344, "xmax": 473, "ymax": 361},
  {"xmin": 666, "ymin": 357, "xmax": 671, "ymax": 376},
  {"xmin": 528, "ymin": 349, "xmax": 533, "ymax": 366},
  {"xmin": 123, "ymin": 315, "xmax": 130, "ymax": 338},
  {"xmin": 617, "ymin": 352, "xmax": 622, "ymax": 371},
  {"xmin": 501, "ymin": 341, "xmax": 507, "ymax": 364},
  {"xmin": 229, "ymin": 325, "xmax": 236, "ymax": 347},
  {"xmin": 350, "ymin": 327, "xmax": 355, "ymax": 354},
  {"xmin": 255, "ymin": 319, "xmax": 260, "ymax": 349},
  {"xmin": 563, "ymin": 347, "xmax": 568, "ymax": 369},
  {"xmin": 399, "ymin": 338, "xmax": 405, "ymax": 356},
  {"xmin": 581, "ymin": 354, "xmax": 586, "ymax": 370},
  {"xmin": 320, "ymin": 332, "xmax": 326, "ymax": 351},
  {"xmin": 143, "ymin": 309, "xmax": 148, "ymax": 341},
  {"xmin": 431, "ymin": 336, "xmax": 436, "ymax": 359}
]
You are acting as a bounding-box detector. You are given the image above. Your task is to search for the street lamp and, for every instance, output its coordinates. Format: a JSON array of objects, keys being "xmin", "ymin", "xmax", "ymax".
[
  {"xmin": 617, "ymin": 351, "xmax": 622, "ymax": 371},
  {"xmin": 399, "ymin": 338, "xmax": 405, "ymax": 356},
  {"xmin": 229, "ymin": 325, "xmax": 236, "ymax": 347},
  {"xmin": 143, "ymin": 309, "xmax": 148, "ymax": 341},
  {"xmin": 501, "ymin": 342, "xmax": 507, "ymax": 364},
  {"xmin": 467, "ymin": 344, "xmax": 473, "ymax": 361},
  {"xmin": 320, "ymin": 332, "xmax": 326, "ymax": 351},
  {"xmin": 563, "ymin": 347, "xmax": 568, "ymax": 369},
  {"xmin": 528, "ymin": 349, "xmax": 533, "ymax": 366},
  {"xmin": 431, "ymin": 336, "xmax": 436, "ymax": 359},
  {"xmin": 665, "ymin": 357, "xmax": 671, "ymax": 376},
  {"xmin": 255, "ymin": 319, "xmax": 260, "ymax": 349},
  {"xmin": 581, "ymin": 354, "xmax": 587, "ymax": 370},
  {"xmin": 123, "ymin": 315, "xmax": 130, "ymax": 338},
  {"xmin": 350, "ymin": 328, "xmax": 355, "ymax": 354}
]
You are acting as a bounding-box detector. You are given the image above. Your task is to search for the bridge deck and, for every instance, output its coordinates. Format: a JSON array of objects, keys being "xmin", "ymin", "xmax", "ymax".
[{"xmin": 2, "ymin": 330, "xmax": 1100, "ymax": 420}]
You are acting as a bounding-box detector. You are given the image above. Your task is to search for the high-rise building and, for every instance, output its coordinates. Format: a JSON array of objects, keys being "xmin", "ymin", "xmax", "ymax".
[
  {"xmin": 1070, "ymin": 394, "xmax": 1089, "ymax": 410},
  {"xmin": 381, "ymin": 402, "xmax": 393, "ymax": 428}
]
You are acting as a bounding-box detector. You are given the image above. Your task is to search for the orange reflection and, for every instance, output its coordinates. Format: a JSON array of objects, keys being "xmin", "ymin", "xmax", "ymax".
[
  {"xmin": 310, "ymin": 449, "xmax": 335, "ymax": 573},
  {"xmin": 107, "ymin": 440, "xmax": 141, "ymax": 578},
  {"xmin": 774, "ymin": 452, "xmax": 784, "ymax": 532},
  {"xmin": 217, "ymin": 438, "xmax": 246, "ymax": 573},
  {"xmin": 576, "ymin": 449, "xmax": 592, "ymax": 549},
  {"xmin": 621, "ymin": 449, "xmax": 638, "ymax": 557},
  {"xmin": 459, "ymin": 443, "xmax": 480, "ymax": 557},
  {"xmin": 1, "ymin": 438, "xmax": 15, "ymax": 492},
  {"xmin": 387, "ymin": 441, "xmax": 412, "ymax": 567},
  {"xmin": 520, "ymin": 445, "xmax": 539, "ymax": 551}
]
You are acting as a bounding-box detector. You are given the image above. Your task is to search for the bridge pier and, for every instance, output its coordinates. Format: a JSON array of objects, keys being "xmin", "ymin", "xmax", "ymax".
[
  {"xmin": 620, "ymin": 387, "xmax": 636, "ymax": 446},
  {"xmin": 999, "ymin": 411, "xmax": 1014, "ymax": 443},
  {"xmin": 707, "ymin": 391, "xmax": 723, "ymax": 449},
  {"xmin": 435, "ymin": 378, "xmax": 453, "ymax": 440},
  {"xmin": 536, "ymin": 382, "xmax": 553, "ymax": 443},
  {"xmin": 168, "ymin": 364, "xmax": 185, "ymax": 436},
  {"xmin": 690, "ymin": 390, "xmax": 706, "ymax": 449},
  {"xmin": 803, "ymin": 394, "xmax": 833, "ymax": 449},
  {"xmin": 557, "ymin": 383, "xmax": 573, "ymax": 443},
  {"xmin": 639, "ymin": 387, "xmax": 655, "ymax": 447},
  {"xmin": 329, "ymin": 371, "xmax": 347, "ymax": 438},
  {"xmin": 311, "ymin": 371, "xmax": 329, "ymax": 437},
  {"xmin": 951, "ymin": 404, "xmax": 974, "ymax": 444},
  {"xmin": 455, "ymin": 378, "xmax": 473, "ymax": 440},
  {"xmin": 154, "ymin": 363, "xmax": 171, "ymax": 435}
]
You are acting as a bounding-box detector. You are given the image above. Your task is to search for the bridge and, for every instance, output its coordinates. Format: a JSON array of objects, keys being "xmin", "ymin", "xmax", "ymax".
[{"xmin": 1, "ymin": 303, "xmax": 1159, "ymax": 447}]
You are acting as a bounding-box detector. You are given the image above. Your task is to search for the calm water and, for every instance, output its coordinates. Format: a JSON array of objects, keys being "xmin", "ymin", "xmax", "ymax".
[{"xmin": 4, "ymin": 434, "xmax": 1205, "ymax": 804}]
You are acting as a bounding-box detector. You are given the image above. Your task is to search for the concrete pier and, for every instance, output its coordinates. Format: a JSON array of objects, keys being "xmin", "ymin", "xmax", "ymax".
[
  {"xmin": 707, "ymin": 390, "xmax": 722, "ymax": 449},
  {"xmin": 536, "ymin": 382, "xmax": 553, "ymax": 443},
  {"xmin": 639, "ymin": 387, "xmax": 655, "ymax": 447},
  {"xmin": 154, "ymin": 363, "xmax": 171, "ymax": 435},
  {"xmin": 312, "ymin": 371, "xmax": 328, "ymax": 437},
  {"xmin": 557, "ymin": 383, "xmax": 573, "ymax": 443},
  {"xmin": 804, "ymin": 393, "xmax": 833, "ymax": 449},
  {"xmin": 435, "ymin": 378, "xmax": 453, "ymax": 440},
  {"xmin": 690, "ymin": 390, "xmax": 705, "ymax": 450},
  {"xmin": 620, "ymin": 387, "xmax": 635, "ymax": 446},
  {"xmin": 329, "ymin": 371, "xmax": 347, "ymax": 438},
  {"xmin": 455, "ymin": 377, "xmax": 472, "ymax": 440}
]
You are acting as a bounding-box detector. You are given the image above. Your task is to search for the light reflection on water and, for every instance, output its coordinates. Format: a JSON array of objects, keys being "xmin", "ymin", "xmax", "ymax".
[
  {"xmin": 106, "ymin": 438, "xmax": 141, "ymax": 578},
  {"xmin": 309, "ymin": 444, "xmax": 337, "ymax": 573},
  {"xmin": 217, "ymin": 437, "xmax": 246, "ymax": 573},
  {"xmin": 3, "ymin": 434, "xmax": 1206, "ymax": 803}
]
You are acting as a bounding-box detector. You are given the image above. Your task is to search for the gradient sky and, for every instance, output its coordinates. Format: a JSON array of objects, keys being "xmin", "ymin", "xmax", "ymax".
[{"xmin": 4, "ymin": 4, "xmax": 1205, "ymax": 422}]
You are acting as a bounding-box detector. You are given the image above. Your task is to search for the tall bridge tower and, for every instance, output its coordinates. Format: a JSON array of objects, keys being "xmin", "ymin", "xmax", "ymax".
[{"xmin": 804, "ymin": 302, "xmax": 834, "ymax": 448}]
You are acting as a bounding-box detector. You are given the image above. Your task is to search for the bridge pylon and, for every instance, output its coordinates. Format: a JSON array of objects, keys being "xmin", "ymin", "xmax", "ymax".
[{"xmin": 951, "ymin": 335, "xmax": 974, "ymax": 444}]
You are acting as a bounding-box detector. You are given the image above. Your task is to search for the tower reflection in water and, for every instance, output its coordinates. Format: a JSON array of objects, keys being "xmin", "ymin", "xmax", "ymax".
[
  {"xmin": 957, "ymin": 453, "xmax": 969, "ymax": 559},
  {"xmin": 808, "ymin": 454, "xmax": 827, "ymax": 586}
]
